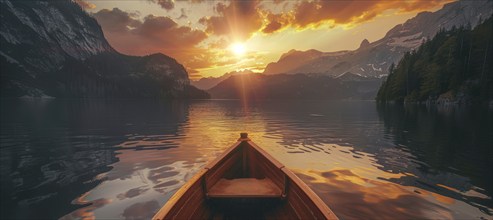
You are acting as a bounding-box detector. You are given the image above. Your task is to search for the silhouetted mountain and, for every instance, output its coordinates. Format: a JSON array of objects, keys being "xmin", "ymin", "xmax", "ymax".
[
  {"xmin": 263, "ymin": 0, "xmax": 493, "ymax": 78},
  {"xmin": 358, "ymin": 39, "xmax": 370, "ymax": 50},
  {"xmin": 0, "ymin": 0, "xmax": 209, "ymax": 99},
  {"xmin": 263, "ymin": 49, "xmax": 326, "ymax": 75},
  {"xmin": 191, "ymin": 69, "xmax": 253, "ymax": 90},
  {"xmin": 208, "ymin": 74, "xmax": 381, "ymax": 100},
  {"xmin": 376, "ymin": 16, "xmax": 493, "ymax": 104}
]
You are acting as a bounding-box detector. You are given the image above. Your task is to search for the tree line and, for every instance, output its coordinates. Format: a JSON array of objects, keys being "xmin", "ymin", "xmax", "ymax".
[{"xmin": 377, "ymin": 16, "xmax": 493, "ymax": 104}]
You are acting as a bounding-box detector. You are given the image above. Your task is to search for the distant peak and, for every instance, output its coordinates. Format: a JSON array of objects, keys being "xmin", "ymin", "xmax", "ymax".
[
  {"xmin": 359, "ymin": 39, "xmax": 370, "ymax": 49},
  {"xmin": 147, "ymin": 53, "xmax": 170, "ymax": 59},
  {"xmin": 280, "ymin": 49, "xmax": 322, "ymax": 60}
]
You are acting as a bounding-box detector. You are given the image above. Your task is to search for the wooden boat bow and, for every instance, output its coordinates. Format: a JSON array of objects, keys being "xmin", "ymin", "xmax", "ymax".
[{"xmin": 153, "ymin": 133, "xmax": 339, "ymax": 220}]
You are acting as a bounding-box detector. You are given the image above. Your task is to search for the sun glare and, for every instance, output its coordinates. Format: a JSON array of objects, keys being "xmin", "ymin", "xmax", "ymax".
[{"xmin": 230, "ymin": 43, "xmax": 246, "ymax": 56}]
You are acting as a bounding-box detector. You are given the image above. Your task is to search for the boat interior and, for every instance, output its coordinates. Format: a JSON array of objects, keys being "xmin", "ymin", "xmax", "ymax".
[{"xmin": 153, "ymin": 136, "xmax": 337, "ymax": 220}]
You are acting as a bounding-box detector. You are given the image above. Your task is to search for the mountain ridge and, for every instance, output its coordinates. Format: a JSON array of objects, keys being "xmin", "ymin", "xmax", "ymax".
[
  {"xmin": 0, "ymin": 0, "xmax": 208, "ymax": 99},
  {"xmin": 191, "ymin": 69, "xmax": 253, "ymax": 90},
  {"xmin": 262, "ymin": 0, "xmax": 493, "ymax": 78},
  {"xmin": 208, "ymin": 73, "xmax": 381, "ymax": 100}
]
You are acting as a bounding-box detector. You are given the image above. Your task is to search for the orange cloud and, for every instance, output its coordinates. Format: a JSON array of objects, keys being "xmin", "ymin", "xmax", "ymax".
[
  {"xmin": 199, "ymin": 0, "xmax": 263, "ymax": 41},
  {"xmin": 91, "ymin": 1, "xmax": 451, "ymax": 77},
  {"xmin": 392, "ymin": 0, "xmax": 451, "ymax": 13},
  {"xmin": 198, "ymin": 0, "xmax": 450, "ymax": 37},
  {"xmin": 261, "ymin": 13, "xmax": 290, "ymax": 33},
  {"xmin": 292, "ymin": 1, "xmax": 376, "ymax": 27},
  {"xmin": 278, "ymin": 0, "xmax": 450, "ymax": 30},
  {"xmin": 93, "ymin": 8, "xmax": 209, "ymax": 70}
]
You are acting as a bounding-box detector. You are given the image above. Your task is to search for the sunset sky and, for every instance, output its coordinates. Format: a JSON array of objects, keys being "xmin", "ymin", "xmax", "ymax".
[{"xmin": 77, "ymin": 0, "xmax": 452, "ymax": 79}]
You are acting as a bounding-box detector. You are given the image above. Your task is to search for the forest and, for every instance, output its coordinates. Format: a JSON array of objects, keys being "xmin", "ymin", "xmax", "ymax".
[{"xmin": 376, "ymin": 16, "xmax": 492, "ymax": 104}]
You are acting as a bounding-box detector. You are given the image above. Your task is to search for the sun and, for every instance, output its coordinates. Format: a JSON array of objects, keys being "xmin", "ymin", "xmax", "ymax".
[{"xmin": 230, "ymin": 43, "xmax": 246, "ymax": 56}]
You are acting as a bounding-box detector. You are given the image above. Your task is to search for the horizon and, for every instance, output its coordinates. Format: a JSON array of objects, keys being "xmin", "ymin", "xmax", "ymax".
[{"xmin": 78, "ymin": 0, "xmax": 453, "ymax": 79}]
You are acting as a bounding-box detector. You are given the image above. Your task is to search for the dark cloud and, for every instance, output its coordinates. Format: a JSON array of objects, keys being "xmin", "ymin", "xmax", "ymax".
[
  {"xmin": 92, "ymin": 8, "xmax": 208, "ymax": 70},
  {"xmin": 177, "ymin": 8, "xmax": 188, "ymax": 20},
  {"xmin": 148, "ymin": 0, "xmax": 207, "ymax": 10},
  {"xmin": 150, "ymin": 0, "xmax": 175, "ymax": 10},
  {"xmin": 261, "ymin": 13, "xmax": 289, "ymax": 34},
  {"xmin": 199, "ymin": 0, "xmax": 263, "ymax": 41},
  {"xmin": 262, "ymin": 20, "xmax": 282, "ymax": 34}
]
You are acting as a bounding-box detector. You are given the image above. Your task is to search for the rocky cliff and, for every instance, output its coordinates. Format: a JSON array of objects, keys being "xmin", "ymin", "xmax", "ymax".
[{"xmin": 0, "ymin": 0, "xmax": 208, "ymax": 99}]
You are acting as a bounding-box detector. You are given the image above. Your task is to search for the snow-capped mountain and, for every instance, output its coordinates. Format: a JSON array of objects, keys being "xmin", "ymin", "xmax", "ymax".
[
  {"xmin": 0, "ymin": 0, "xmax": 208, "ymax": 98},
  {"xmin": 263, "ymin": 0, "xmax": 493, "ymax": 78}
]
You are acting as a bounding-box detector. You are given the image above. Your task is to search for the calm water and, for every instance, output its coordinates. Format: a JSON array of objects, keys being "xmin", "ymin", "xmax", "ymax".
[{"xmin": 0, "ymin": 99, "xmax": 492, "ymax": 219}]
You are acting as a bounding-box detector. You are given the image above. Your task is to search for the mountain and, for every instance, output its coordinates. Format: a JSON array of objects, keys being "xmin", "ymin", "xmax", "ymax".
[
  {"xmin": 191, "ymin": 69, "xmax": 253, "ymax": 90},
  {"xmin": 263, "ymin": 0, "xmax": 493, "ymax": 78},
  {"xmin": 376, "ymin": 16, "xmax": 493, "ymax": 104},
  {"xmin": 208, "ymin": 73, "xmax": 381, "ymax": 100},
  {"xmin": 0, "ymin": 0, "xmax": 209, "ymax": 99},
  {"xmin": 263, "ymin": 49, "xmax": 325, "ymax": 75}
]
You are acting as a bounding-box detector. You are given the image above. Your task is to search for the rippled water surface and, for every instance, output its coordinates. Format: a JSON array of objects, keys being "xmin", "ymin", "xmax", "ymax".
[{"xmin": 1, "ymin": 99, "xmax": 492, "ymax": 219}]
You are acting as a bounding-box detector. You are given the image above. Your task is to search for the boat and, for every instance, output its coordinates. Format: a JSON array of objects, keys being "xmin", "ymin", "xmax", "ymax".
[{"xmin": 153, "ymin": 133, "xmax": 339, "ymax": 220}]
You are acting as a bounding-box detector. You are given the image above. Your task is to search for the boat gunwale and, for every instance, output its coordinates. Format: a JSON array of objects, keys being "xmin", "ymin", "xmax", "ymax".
[
  {"xmin": 247, "ymin": 140, "xmax": 338, "ymax": 220},
  {"xmin": 152, "ymin": 137, "xmax": 339, "ymax": 220},
  {"xmin": 152, "ymin": 168, "xmax": 208, "ymax": 219},
  {"xmin": 153, "ymin": 140, "xmax": 243, "ymax": 220}
]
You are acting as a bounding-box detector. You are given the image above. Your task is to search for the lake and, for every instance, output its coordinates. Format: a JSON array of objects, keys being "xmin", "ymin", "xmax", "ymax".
[{"xmin": 1, "ymin": 99, "xmax": 491, "ymax": 219}]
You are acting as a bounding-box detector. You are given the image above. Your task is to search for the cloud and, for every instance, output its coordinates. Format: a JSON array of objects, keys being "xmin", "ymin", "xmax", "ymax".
[
  {"xmin": 262, "ymin": 20, "xmax": 282, "ymax": 34},
  {"xmin": 261, "ymin": 13, "xmax": 290, "ymax": 34},
  {"xmin": 93, "ymin": 8, "xmax": 208, "ymax": 70},
  {"xmin": 177, "ymin": 8, "xmax": 188, "ymax": 20},
  {"xmin": 148, "ymin": 0, "xmax": 207, "ymax": 10},
  {"xmin": 91, "ymin": 1, "xmax": 451, "ymax": 76},
  {"xmin": 393, "ymin": 0, "xmax": 450, "ymax": 13},
  {"xmin": 291, "ymin": 0, "xmax": 376, "ymax": 28},
  {"xmin": 74, "ymin": 0, "xmax": 96, "ymax": 9},
  {"xmin": 199, "ymin": 0, "xmax": 263, "ymax": 41},
  {"xmin": 149, "ymin": 0, "xmax": 175, "ymax": 10},
  {"xmin": 278, "ymin": 0, "xmax": 449, "ymax": 30},
  {"xmin": 198, "ymin": 0, "xmax": 449, "ymax": 37}
]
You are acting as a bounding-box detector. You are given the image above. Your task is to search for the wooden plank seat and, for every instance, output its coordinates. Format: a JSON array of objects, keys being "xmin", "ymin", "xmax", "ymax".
[{"xmin": 208, "ymin": 178, "xmax": 282, "ymax": 198}]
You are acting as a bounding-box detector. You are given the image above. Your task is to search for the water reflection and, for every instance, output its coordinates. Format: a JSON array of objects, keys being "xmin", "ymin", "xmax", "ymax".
[
  {"xmin": 376, "ymin": 103, "xmax": 493, "ymax": 214},
  {"xmin": 0, "ymin": 99, "xmax": 190, "ymax": 219},
  {"xmin": 1, "ymin": 100, "xmax": 491, "ymax": 219}
]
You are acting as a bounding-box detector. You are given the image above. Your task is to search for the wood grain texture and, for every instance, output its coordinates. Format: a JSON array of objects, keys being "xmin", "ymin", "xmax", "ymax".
[
  {"xmin": 152, "ymin": 138, "xmax": 339, "ymax": 220},
  {"xmin": 208, "ymin": 178, "xmax": 282, "ymax": 198}
]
